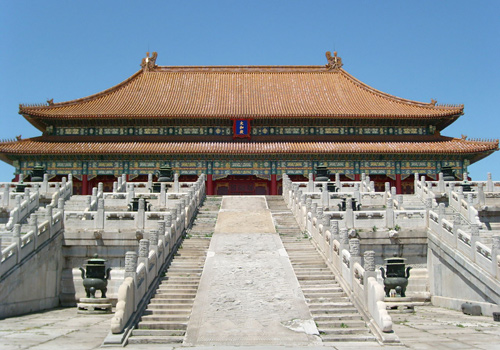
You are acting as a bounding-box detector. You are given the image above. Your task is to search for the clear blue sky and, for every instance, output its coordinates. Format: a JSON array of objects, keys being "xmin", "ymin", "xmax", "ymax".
[{"xmin": 1, "ymin": 1, "xmax": 498, "ymax": 181}]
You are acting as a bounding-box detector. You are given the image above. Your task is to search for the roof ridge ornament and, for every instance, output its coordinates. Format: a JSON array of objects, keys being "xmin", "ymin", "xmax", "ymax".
[
  {"xmin": 325, "ymin": 51, "xmax": 343, "ymax": 71},
  {"xmin": 141, "ymin": 52, "xmax": 158, "ymax": 72}
]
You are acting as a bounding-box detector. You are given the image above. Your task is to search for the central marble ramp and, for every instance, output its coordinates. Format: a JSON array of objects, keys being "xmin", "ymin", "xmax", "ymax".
[{"xmin": 184, "ymin": 196, "xmax": 319, "ymax": 346}]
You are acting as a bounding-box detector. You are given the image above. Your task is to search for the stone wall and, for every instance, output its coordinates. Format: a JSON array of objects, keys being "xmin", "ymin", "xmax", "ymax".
[{"xmin": 0, "ymin": 233, "xmax": 63, "ymax": 318}]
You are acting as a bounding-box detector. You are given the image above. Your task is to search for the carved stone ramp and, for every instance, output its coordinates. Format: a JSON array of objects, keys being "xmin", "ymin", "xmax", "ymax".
[
  {"xmin": 267, "ymin": 196, "xmax": 377, "ymax": 343},
  {"xmin": 184, "ymin": 196, "xmax": 321, "ymax": 346},
  {"xmin": 127, "ymin": 196, "xmax": 221, "ymax": 345}
]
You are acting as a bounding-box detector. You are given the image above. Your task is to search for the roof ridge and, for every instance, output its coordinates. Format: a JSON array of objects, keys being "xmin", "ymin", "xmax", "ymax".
[
  {"xmin": 19, "ymin": 69, "xmax": 144, "ymax": 111},
  {"xmin": 338, "ymin": 69, "xmax": 463, "ymax": 112}
]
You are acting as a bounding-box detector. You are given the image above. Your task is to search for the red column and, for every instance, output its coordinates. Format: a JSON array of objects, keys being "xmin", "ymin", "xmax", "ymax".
[
  {"xmin": 354, "ymin": 174, "xmax": 361, "ymax": 181},
  {"xmin": 270, "ymin": 174, "xmax": 277, "ymax": 195},
  {"xmin": 82, "ymin": 175, "xmax": 89, "ymax": 195},
  {"xmin": 396, "ymin": 174, "xmax": 402, "ymax": 194},
  {"xmin": 206, "ymin": 174, "xmax": 214, "ymax": 195},
  {"xmin": 14, "ymin": 174, "xmax": 19, "ymax": 182}
]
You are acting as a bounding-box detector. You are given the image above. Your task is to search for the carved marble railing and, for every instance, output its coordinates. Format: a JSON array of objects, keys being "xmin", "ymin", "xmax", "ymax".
[
  {"xmin": 284, "ymin": 177, "xmax": 429, "ymax": 233},
  {"xmin": 0, "ymin": 201, "xmax": 65, "ymax": 278},
  {"xmin": 64, "ymin": 177, "xmax": 202, "ymax": 241},
  {"xmin": 283, "ymin": 174, "xmax": 393, "ymax": 336},
  {"xmin": 428, "ymin": 204, "xmax": 500, "ymax": 282},
  {"xmin": 0, "ymin": 176, "xmax": 72, "ymax": 230},
  {"xmin": 109, "ymin": 174, "xmax": 206, "ymax": 336},
  {"xmin": 0, "ymin": 175, "xmax": 71, "ymax": 207}
]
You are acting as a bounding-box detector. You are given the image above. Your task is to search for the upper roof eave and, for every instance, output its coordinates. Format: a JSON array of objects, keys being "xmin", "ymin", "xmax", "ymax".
[{"xmin": 18, "ymin": 59, "xmax": 465, "ymax": 121}]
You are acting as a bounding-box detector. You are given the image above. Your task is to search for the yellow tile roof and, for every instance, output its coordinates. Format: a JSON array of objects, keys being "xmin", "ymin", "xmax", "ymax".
[
  {"xmin": 1, "ymin": 138, "xmax": 496, "ymax": 156},
  {"xmin": 19, "ymin": 66, "xmax": 463, "ymax": 120}
]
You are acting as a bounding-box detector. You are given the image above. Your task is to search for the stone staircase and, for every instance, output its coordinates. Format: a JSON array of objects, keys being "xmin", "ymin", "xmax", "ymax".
[
  {"xmin": 63, "ymin": 195, "xmax": 90, "ymax": 211},
  {"xmin": 127, "ymin": 196, "xmax": 221, "ymax": 345},
  {"xmin": 266, "ymin": 196, "xmax": 376, "ymax": 343}
]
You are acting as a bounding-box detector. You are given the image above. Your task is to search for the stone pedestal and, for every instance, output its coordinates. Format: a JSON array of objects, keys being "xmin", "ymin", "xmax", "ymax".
[
  {"xmin": 77, "ymin": 298, "xmax": 112, "ymax": 314},
  {"xmin": 384, "ymin": 296, "xmax": 429, "ymax": 313}
]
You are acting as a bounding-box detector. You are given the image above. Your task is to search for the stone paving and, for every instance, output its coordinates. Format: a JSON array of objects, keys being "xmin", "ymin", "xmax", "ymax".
[{"xmin": 1, "ymin": 304, "xmax": 499, "ymax": 349}]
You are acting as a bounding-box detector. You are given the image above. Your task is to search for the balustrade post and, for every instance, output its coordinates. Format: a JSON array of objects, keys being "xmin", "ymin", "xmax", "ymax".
[
  {"xmin": 136, "ymin": 198, "xmax": 145, "ymax": 230},
  {"xmin": 29, "ymin": 215, "xmax": 38, "ymax": 249},
  {"xmin": 386, "ymin": 198, "xmax": 394, "ymax": 228},
  {"xmin": 173, "ymin": 173, "xmax": 180, "ymax": 193},
  {"xmin": 345, "ymin": 197, "xmax": 354, "ymax": 229},
  {"xmin": 322, "ymin": 183, "xmax": 329, "ymax": 209},
  {"xmin": 354, "ymin": 183, "xmax": 361, "ymax": 204},
  {"xmin": 307, "ymin": 173, "xmax": 314, "ymax": 192},
  {"xmin": 477, "ymin": 183, "xmax": 485, "ymax": 207},
  {"xmin": 57, "ymin": 197, "xmax": 65, "ymax": 211},
  {"xmin": 147, "ymin": 173, "xmax": 153, "ymax": 192},
  {"xmin": 452, "ymin": 213, "xmax": 461, "ymax": 247},
  {"xmin": 330, "ymin": 220, "xmax": 339, "ymax": 245},
  {"xmin": 13, "ymin": 224, "xmax": 22, "ymax": 263},
  {"xmin": 470, "ymin": 224, "xmax": 480, "ymax": 261},
  {"xmin": 491, "ymin": 236, "xmax": 500, "ymax": 278},
  {"xmin": 85, "ymin": 196, "xmax": 92, "ymax": 210},
  {"xmin": 127, "ymin": 183, "xmax": 135, "ymax": 203},
  {"xmin": 95, "ymin": 198, "xmax": 105, "ymax": 229},
  {"xmin": 438, "ymin": 172, "xmax": 445, "ymax": 193},
  {"xmin": 349, "ymin": 238, "xmax": 361, "ymax": 280},
  {"xmin": 363, "ymin": 250, "xmax": 376, "ymax": 285},
  {"xmin": 124, "ymin": 251, "xmax": 138, "ymax": 280},
  {"xmin": 165, "ymin": 214, "xmax": 173, "ymax": 249},
  {"xmin": 42, "ymin": 174, "xmax": 49, "ymax": 193},
  {"xmin": 396, "ymin": 194, "xmax": 403, "ymax": 209},
  {"xmin": 486, "ymin": 173, "xmax": 494, "ymax": 192},
  {"xmin": 138, "ymin": 239, "xmax": 150, "ymax": 270},
  {"xmin": 414, "ymin": 173, "xmax": 419, "ymax": 195},
  {"xmin": 149, "ymin": 229, "xmax": 159, "ymax": 256},
  {"xmin": 335, "ymin": 173, "xmax": 341, "ymax": 191},
  {"xmin": 157, "ymin": 221, "xmax": 166, "ymax": 251},
  {"xmin": 2, "ymin": 185, "xmax": 9, "ymax": 206},
  {"xmin": 45, "ymin": 205, "xmax": 53, "ymax": 233},
  {"xmin": 160, "ymin": 183, "xmax": 167, "ymax": 207}
]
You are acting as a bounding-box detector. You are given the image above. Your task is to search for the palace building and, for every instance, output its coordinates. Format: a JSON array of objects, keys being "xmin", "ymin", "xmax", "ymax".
[{"xmin": 0, "ymin": 52, "xmax": 497, "ymax": 195}]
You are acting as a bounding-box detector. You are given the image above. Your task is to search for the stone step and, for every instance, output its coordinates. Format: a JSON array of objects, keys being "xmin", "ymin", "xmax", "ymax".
[
  {"xmin": 303, "ymin": 292, "xmax": 347, "ymax": 299},
  {"xmin": 128, "ymin": 334, "xmax": 185, "ymax": 344},
  {"xmin": 315, "ymin": 320, "xmax": 366, "ymax": 328},
  {"xmin": 131, "ymin": 329, "xmax": 185, "ymax": 337},
  {"xmin": 314, "ymin": 314, "xmax": 364, "ymax": 322},
  {"xmin": 141, "ymin": 315, "xmax": 190, "ymax": 322},
  {"xmin": 164, "ymin": 268, "xmax": 203, "ymax": 274},
  {"xmin": 312, "ymin": 310, "xmax": 361, "ymax": 319},
  {"xmin": 318, "ymin": 327, "xmax": 371, "ymax": 335},
  {"xmin": 161, "ymin": 277, "xmax": 201, "ymax": 283},
  {"xmin": 144, "ymin": 309, "xmax": 191, "ymax": 315},
  {"xmin": 156, "ymin": 288, "xmax": 198, "ymax": 297},
  {"xmin": 137, "ymin": 321, "xmax": 187, "ymax": 330},
  {"xmin": 157, "ymin": 284, "xmax": 199, "ymax": 290},
  {"xmin": 150, "ymin": 298, "xmax": 195, "ymax": 304},
  {"xmin": 301, "ymin": 287, "xmax": 344, "ymax": 293},
  {"xmin": 296, "ymin": 274, "xmax": 334, "ymax": 281},
  {"xmin": 147, "ymin": 303, "xmax": 194, "ymax": 310},
  {"xmin": 153, "ymin": 292, "xmax": 197, "ymax": 299},
  {"xmin": 321, "ymin": 334, "xmax": 376, "ymax": 342}
]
